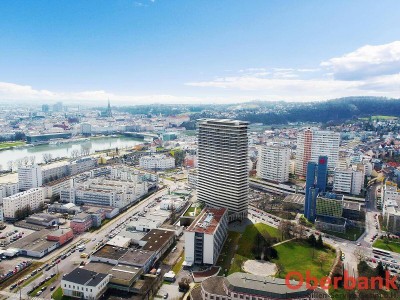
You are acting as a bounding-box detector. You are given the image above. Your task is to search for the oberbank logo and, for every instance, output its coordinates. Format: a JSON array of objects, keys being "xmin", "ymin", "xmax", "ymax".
[{"xmin": 285, "ymin": 270, "xmax": 398, "ymax": 290}]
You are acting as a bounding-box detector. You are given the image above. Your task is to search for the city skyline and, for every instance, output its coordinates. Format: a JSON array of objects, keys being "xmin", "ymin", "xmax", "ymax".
[{"xmin": 0, "ymin": 1, "xmax": 399, "ymax": 104}]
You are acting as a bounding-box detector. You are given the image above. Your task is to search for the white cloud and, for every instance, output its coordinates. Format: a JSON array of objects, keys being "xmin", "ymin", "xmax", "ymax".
[
  {"xmin": 321, "ymin": 41, "xmax": 400, "ymax": 80},
  {"xmin": 186, "ymin": 41, "xmax": 400, "ymax": 101}
]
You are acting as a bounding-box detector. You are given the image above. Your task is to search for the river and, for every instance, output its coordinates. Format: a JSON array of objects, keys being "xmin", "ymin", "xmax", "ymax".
[{"xmin": 0, "ymin": 136, "xmax": 144, "ymax": 169}]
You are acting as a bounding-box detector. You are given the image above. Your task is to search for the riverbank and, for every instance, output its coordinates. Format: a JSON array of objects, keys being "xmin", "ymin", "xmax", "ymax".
[
  {"xmin": 0, "ymin": 141, "xmax": 26, "ymax": 150},
  {"xmin": 0, "ymin": 136, "xmax": 143, "ymax": 167}
]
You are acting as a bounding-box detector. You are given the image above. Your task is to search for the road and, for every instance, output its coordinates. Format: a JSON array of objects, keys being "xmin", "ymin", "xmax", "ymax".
[{"xmin": 6, "ymin": 185, "xmax": 172, "ymax": 299}]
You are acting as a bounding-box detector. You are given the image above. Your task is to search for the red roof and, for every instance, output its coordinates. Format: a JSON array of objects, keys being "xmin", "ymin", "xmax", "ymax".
[{"xmin": 186, "ymin": 207, "xmax": 227, "ymax": 235}]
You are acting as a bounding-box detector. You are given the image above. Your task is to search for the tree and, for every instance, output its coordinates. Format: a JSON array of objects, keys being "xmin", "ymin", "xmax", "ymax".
[
  {"xmin": 71, "ymin": 149, "xmax": 80, "ymax": 159},
  {"xmin": 22, "ymin": 156, "xmax": 29, "ymax": 166},
  {"xmin": 275, "ymin": 262, "xmax": 285, "ymax": 277},
  {"xmin": 178, "ymin": 277, "xmax": 190, "ymax": 292},
  {"xmin": 354, "ymin": 248, "xmax": 366, "ymax": 263},
  {"xmin": 43, "ymin": 153, "xmax": 53, "ymax": 164},
  {"xmin": 376, "ymin": 261, "xmax": 386, "ymax": 279},
  {"xmin": 29, "ymin": 156, "xmax": 36, "ymax": 165},
  {"xmin": 316, "ymin": 235, "xmax": 324, "ymax": 249},
  {"xmin": 307, "ymin": 234, "xmax": 317, "ymax": 247},
  {"xmin": 7, "ymin": 160, "xmax": 13, "ymax": 171},
  {"xmin": 317, "ymin": 253, "xmax": 328, "ymax": 271},
  {"xmin": 278, "ymin": 220, "xmax": 292, "ymax": 240}
]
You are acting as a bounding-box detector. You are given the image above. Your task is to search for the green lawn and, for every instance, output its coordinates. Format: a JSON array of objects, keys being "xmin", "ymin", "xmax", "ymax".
[
  {"xmin": 216, "ymin": 231, "xmax": 241, "ymax": 275},
  {"xmin": 217, "ymin": 223, "xmax": 282, "ymax": 275},
  {"xmin": 237, "ymin": 223, "xmax": 281, "ymax": 257},
  {"xmin": 52, "ymin": 286, "xmax": 72, "ymax": 300},
  {"xmin": 359, "ymin": 115, "xmax": 398, "ymax": 121},
  {"xmin": 21, "ymin": 272, "xmax": 43, "ymax": 288},
  {"xmin": 322, "ymin": 226, "xmax": 364, "ymax": 241},
  {"xmin": 0, "ymin": 141, "xmax": 25, "ymax": 149},
  {"xmin": 373, "ymin": 239, "xmax": 400, "ymax": 254},
  {"xmin": 272, "ymin": 240, "xmax": 336, "ymax": 280}
]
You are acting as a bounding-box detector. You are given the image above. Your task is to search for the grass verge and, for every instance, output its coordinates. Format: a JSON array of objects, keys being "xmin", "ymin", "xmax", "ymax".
[
  {"xmin": 29, "ymin": 274, "xmax": 59, "ymax": 297},
  {"xmin": 373, "ymin": 238, "xmax": 400, "ymax": 254}
]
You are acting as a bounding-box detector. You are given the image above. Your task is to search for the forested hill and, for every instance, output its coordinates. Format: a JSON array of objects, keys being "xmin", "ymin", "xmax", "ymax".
[
  {"xmin": 117, "ymin": 96, "xmax": 400, "ymax": 125},
  {"xmin": 237, "ymin": 97, "xmax": 400, "ymax": 125}
]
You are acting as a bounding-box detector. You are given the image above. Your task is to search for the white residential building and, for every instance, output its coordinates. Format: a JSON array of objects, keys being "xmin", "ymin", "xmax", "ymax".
[
  {"xmin": 184, "ymin": 207, "xmax": 228, "ymax": 266},
  {"xmin": 18, "ymin": 165, "xmax": 43, "ymax": 191},
  {"xmin": 382, "ymin": 182, "xmax": 400, "ymax": 235},
  {"xmin": 257, "ymin": 145, "xmax": 290, "ymax": 183},
  {"xmin": 296, "ymin": 128, "xmax": 340, "ymax": 177},
  {"xmin": 0, "ymin": 182, "xmax": 19, "ymax": 204},
  {"xmin": 61, "ymin": 178, "xmax": 148, "ymax": 209},
  {"xmin": 2, "ymin": 188, "xmax": 45, "ymax": 220},
  {"xmin": 61, "ymin": 268, "xmax": 110, "ymax": 300},
  {"xmin": 139, "ymin": 155, "xmax": 175, "ymax": 170},
  {"xmin": 68, "ymin": 157, "xmax": 97, "ymax": 176},
  {"xmin": 41, "ymin": 161, "xmax": 69, "ymax": 183},
  {"xmin": 333, "ymin": 167, "xmax": 364, "ymax": 196},
  {"xmin": 197, "ymin": 119, "xmax": 249, "ymax": 221}
]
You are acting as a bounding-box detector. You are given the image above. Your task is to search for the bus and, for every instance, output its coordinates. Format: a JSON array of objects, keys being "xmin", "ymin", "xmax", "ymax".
[{"xmin": 372, "ymin": 248, "xmax": 392, "ymax": 257}]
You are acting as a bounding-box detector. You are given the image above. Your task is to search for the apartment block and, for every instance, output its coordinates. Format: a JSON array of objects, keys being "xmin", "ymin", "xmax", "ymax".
[
  {"xmin": 139, "ymin": 154, "xmax": 175, "ymax": 170},
  {"xmin": 257, "ymin": 144, "xmax": 290, "ymax": 183},
  {"xmin": 2, "ymin": 188, "xmax": 45, "ymax": 220},
  {"xmin": 296, "ymin": 128, "xmax": 340, "ymax": 177},
  {"xmin": 18, "ymin": 165, "xmax": 43, "ymax": 191},
  {"xmin": 197, "ymin": 119, "xmax": 249, "ymax": 221}
]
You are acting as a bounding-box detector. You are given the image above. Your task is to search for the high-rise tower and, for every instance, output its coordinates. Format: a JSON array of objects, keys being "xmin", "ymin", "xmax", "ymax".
[
  {"xmin": 304, "ymin": 155, "xmax": 328, "ymax": 222},
  {"xmin": 197, "ymin": 119, "xmax": 249, "ymax": 221},
  {"xmin": 296, "ymin": 128, "xmax": 340, "ymax": 177}
]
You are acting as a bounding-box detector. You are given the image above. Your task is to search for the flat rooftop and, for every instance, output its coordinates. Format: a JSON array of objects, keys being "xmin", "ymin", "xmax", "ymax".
[
  {"xmin": 120, "ymin": 248, "xmax": 154, "ymax": 266},
  {"xmin": 186, "ymin": 207, "xmax": 227, "ymax": 235},
  {"xmin": 141, "ymin": 229, "xmax": 175, "ymax": 252},
  {"xmin": 0, "ymin": 172, "xmax": 18, "ymax": 184},
  {"xmin": 283, "ymin": 194, "xmax": 304, "ymax": 205},
  {"xmin": 92, "ymin": 244, "xmax": 128, "ymax": 260},
  {"xmin": 10, "ymin": 229, "xmax": 58, "ymax": 253}
]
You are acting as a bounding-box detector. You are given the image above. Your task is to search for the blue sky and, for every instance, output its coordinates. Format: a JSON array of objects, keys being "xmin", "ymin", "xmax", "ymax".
[{"xmin": 0, "ymin": 0, "xmax": 400, "ymax": 104}]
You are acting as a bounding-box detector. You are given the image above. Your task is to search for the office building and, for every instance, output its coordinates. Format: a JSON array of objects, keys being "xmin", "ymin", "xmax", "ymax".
[
  {"xmin": 296, "ymin": 128, "xmax": 340, "ymax": 177},
  {"xmin": 184, "ymin": 207, "xmax": 228, "ymax": 266},
  {"xmin": 316, "ymin": 193, "xmax": 344, "ymax": 218},
  {"xmin": 257, "ymin": 144, "xmax": 290, "ymax": 183},
  {"xmin": 304, "ymin": 156, "xmax": 328, "ymax": 222},
  {"xmin": 197, "ymin": 119, "xmax": 249, "ymax": 221},
  {"xmin": 61, "ymin": 268, "xmax": 110, "ymax": 300},
  {"xmin": 18, "ymin": 165, "xmax": 43, "ymax": 191}
]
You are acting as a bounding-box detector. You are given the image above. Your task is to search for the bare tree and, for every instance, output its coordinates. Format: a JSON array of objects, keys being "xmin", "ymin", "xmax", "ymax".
[
  {"xmin": 29, "ymin": 156, "xmax": 36, "ymax": 165},
  {"xmin": 354, "ymin": 248, "xmax": 366, "ymax": 263},
  {"xmin": 16, "ymin": 159, "xmax": 23, "ymax": 169},
  {"xmin": 7, "ymin": 160, "xmax": 13, "ymax": 171},
  {"xmin": 80, "ymin": 146, "xmax": 90, "ymax": 156},
  {"xmin": 71, "ymin": 149, "xmax": 80, "ymax": 159},
  {"xmin": 275, "ymin": 262, "xmax": 285, "ymax": 277},
  {"xmin": 278, "ymin": 220, "xmax": 292, "ymax": 240},
  {"xmin": 43, "ymin": 153, "xmax": 53, "ymax": 164},
  {"xmin": 22, "ymin": 156, "xmax": 29, "ymax": 166},
  {"xmin": 317, "ymin": 253, "xmax": 329, "ymax": 271}
]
